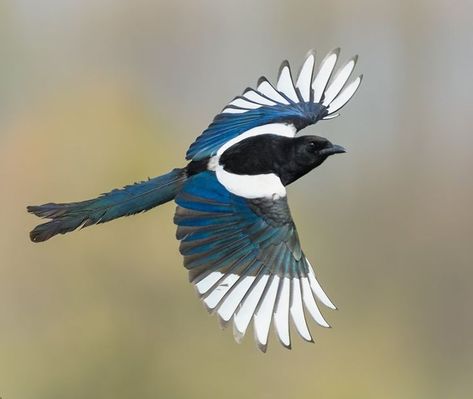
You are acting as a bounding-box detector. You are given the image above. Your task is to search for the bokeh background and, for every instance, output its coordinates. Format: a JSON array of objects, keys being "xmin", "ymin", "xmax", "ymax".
[{"xmin": 1, "ymin": 0, "xmax": 473, "ymax": 398}]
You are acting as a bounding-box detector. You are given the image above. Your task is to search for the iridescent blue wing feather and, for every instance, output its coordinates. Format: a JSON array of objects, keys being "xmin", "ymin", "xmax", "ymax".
[
  {"xmin": 174, "ymin": 171, "xmax": 336, "ymax": 351},
  {"xmin": 186, "ymin": 49, "xmax": 362, "ymax": 161}
]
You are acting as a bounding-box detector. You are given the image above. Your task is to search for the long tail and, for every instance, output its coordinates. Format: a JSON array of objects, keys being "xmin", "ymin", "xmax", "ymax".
[{"xmin": 28, "ymin": 168, "xmax": 187, "ymax": 242}]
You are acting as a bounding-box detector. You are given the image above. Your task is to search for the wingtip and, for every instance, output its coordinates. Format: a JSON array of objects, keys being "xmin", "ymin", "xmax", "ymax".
[
  {"xmin": 256, "ymin": 75, "xmax": 269, "ymax": 87},
  {"xmin": 217, "ymin": 314, "xmax": 231, "ymax": 330},
  {"xmin": 305, "ymin": 48, "xmax": 316, "ymax": 60},
  {"xmin": 327, "ymin": 300, "xmax": 338, "ymax": 311},
  {"xmin": 202, "ymin": 298, "xmax": 216, "ymax": 314},
  {"xmin": 324, "ymin": 47, "xmax": 341, "ymax": 66},
  {"xmin": 319, "ymin": 315, "xmax": 331, "ymax": 329},
  {"xmin": 277, "ymin": 59, "xmax": 291, "ymax": 79},
  {"xmin": 278, "ymin": 337, "xmax": 292, "ymax": 350},
  {"xmin": 298, "ymin": 330, "xmax": 314, "ymax": 343},
  {"xmin": 256, "ymin": 341, "xmax": 268, "ymax": 353},
  {"xmin": 331, "ymin": 47, "xmax": 341, "ymax": 57},
  {"xmin": 233, "ymin": 323, "xmax": 245, "ymax": 344},
  {"xmin": 320, "ymin": 47, "xmax": 340, "ymax": 63},
  {"xmin": 344, "ymin": 55, "xmax": 358, "ymax": 72},
  {"xmin": 192, "ymin": 284, "xmax": 206, "ymax": 300},
  {"xmin": 320, "ymin": 292, "xmax": 338, "ymax": 311},
  {"xmin": 275, "ymin": 319, "xmax": 292, "ymax": 349}
]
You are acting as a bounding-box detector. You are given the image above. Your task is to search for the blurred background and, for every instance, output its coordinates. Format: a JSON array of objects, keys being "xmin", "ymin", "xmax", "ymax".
[{"xmin": 1, "ymin": 0, "xmax": 473, "ymax": 398}]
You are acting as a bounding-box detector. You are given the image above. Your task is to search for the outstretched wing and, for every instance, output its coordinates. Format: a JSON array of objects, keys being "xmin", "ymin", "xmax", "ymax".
[
  {"xmin": 186, "ymin": 48, "xmax": 362, "ymax": 161},
  {"xmin": 173, "ymin": 171, "xmax": 336, "ymax": 351}
]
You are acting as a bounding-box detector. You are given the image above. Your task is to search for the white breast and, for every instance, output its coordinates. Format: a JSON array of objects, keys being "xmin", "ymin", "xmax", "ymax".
[{"xmin": 214, "ymin": 165, "xmax": 286, "ymax": 199}]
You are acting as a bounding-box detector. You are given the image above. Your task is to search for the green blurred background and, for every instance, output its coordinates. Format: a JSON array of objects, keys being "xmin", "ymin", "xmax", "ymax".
[{"xmin": 1, "ymin": 0, "xmax": 472, "ymax": 398}]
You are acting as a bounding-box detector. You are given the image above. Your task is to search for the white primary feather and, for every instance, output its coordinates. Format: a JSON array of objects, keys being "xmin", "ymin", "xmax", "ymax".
[
  {"xmin": 243, "ymin": 89, "xmax": 277, "ymax": 106},
  {"xmin": 296, "ymin": 51, "xmax": 315, "ymax": 102},
  {"xmin": 203, "ymin": 273, "xmax": 240, "ymax": 310},
  {"xmin": 233, "ymin": 274, "xmax": 269, "ymax": 340},
  {"xmin": 217, "ymin": 275, "xmax": 256, "ymax": 322},
  {"xmin": 312, "ymin": 49, "xmax": 339, "ymax": 102},
  {"xmin": 221, "ymin": 107, "xmax": 248, "ymax": 114},
  {"xmin": 254, "ymin": 276, "xmax": 280, "ymax": 350},
  {"xmin": 289, "ymin": 278, "xmax": 313, "ymax": 342},
  {"xmin": 195, "ymin": 272, "xmax": 223, "ymax": 295},
  {"xmin": 301, "ymin": 277, "xmax": 330, "ymax": 328},
  {"xmin": 323, "ymin": 56, "xmax": 357, "ymax": 106},
  {"xmin": 326, "ymin": 75, "xmax": 362, "ymax": 115},
  {"xmin": 195, "ymin": 265, "xmax": 336, "ymax": 348},
  {"xmin": 277, "ymin": 64, "xmax": 299, "ymax": 102},
  {"xmin": 257, "ymin": 79, "xmax": 290, "ymax": 104},
  {"xmin": 306, "ymin": 259, "xmax": 336, "ymax": 309},
  {"xmin": 322, "ymin": 113, "xmax": 340, "ymax": 120},
  {"xmin": 228, "ymin": 98, "xmax": 263, "ymax": 109},
  {"xmin": 273, "ymin": 277, "xmax": 291, "ymax": 347}
]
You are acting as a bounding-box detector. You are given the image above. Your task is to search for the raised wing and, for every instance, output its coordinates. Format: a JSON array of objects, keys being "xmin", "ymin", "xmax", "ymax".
[
  {"xmin": 174, "ymin": 171, "xmax": 336, "ymax": 351},
  {"xmin": 186, "ymin": 49, "xmax": 362, "ymax": 161}
]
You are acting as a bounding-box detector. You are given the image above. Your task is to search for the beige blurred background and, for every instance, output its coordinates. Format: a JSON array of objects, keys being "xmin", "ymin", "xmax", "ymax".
[{"xmin": 1, "ymin": 0, "xmax": 473, "ymax": 398}]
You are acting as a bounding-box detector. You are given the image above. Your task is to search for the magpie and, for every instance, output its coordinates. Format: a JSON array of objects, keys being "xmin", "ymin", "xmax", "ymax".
[{"xmin": 28, "ymin": 49, "xmax": 362, "ymax": 351}]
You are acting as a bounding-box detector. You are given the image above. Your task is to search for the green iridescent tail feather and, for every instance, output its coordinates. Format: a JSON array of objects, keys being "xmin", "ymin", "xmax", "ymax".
[{"xmin": 28, "ymin": 168, "xmax": 187, "ymax": 242}]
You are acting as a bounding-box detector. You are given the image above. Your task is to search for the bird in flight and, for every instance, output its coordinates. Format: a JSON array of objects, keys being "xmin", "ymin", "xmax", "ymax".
[{"xmin": 28, "ymin": 48, "xmax": 362, "ymax": 352}]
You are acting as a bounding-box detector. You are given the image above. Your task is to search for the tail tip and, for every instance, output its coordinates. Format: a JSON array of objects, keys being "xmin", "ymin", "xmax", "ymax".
[{"xmin": 29, "ymin": 226, "xmax": 51, "ymax": 243}]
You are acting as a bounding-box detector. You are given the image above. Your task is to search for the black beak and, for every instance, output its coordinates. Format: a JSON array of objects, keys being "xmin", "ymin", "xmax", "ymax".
[{"xmin": 319, "ymin": 144, "xmax": 346, "ymax": 156}]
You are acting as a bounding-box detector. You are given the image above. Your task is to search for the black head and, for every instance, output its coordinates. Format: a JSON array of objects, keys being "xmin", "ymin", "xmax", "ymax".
[
  {"xmin": 214, "ymin": 133, "xmax": 345, "ymax": 187},
  {"xmin": 294, "ymin": 135, "xmax": 345, "ymax": 167},
  {"xmin": 280, "ymin": 135, "xmax": 346, "ymax": 185}
]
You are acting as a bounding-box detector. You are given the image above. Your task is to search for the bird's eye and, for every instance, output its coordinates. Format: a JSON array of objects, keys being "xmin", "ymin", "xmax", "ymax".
[{"xmin": 307, "ymin": 140, "xmax": 329, "ymax": 152}]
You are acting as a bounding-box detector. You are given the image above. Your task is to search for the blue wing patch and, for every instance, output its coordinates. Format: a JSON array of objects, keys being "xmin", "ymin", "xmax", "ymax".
[
  {"xmin": 186, "ymin": 49, "xmax": 362, "ymax": 161},
  {"xmin": 174, "ymin": 171, "xmax": 336, "ymax": 351}
]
